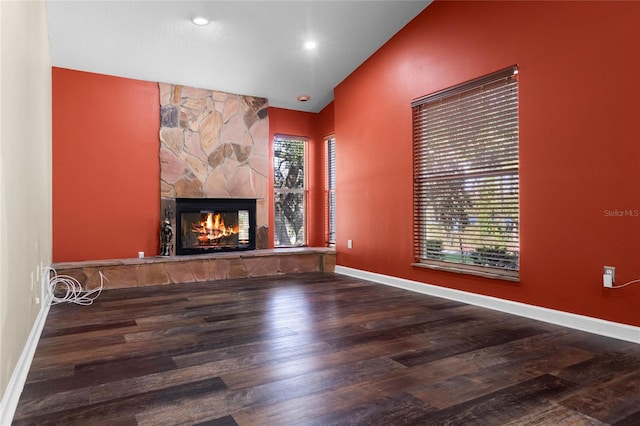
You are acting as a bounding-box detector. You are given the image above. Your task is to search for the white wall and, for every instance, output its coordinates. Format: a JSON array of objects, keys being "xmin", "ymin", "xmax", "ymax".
[{"xmin": 0, "ymin": 0, "xmax": 52, "ymax": 403}]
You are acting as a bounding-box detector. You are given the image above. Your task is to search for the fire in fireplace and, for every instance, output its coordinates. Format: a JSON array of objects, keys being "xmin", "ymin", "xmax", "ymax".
[{"xmin": 175, "ymin": 198, "xmax": 256, "ymax": 255}]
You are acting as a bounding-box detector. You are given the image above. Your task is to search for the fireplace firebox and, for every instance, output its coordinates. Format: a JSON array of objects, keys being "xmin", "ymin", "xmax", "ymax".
[{"xmin": 175, "ymin": 198, "xmax": 256, "ymax": 255}]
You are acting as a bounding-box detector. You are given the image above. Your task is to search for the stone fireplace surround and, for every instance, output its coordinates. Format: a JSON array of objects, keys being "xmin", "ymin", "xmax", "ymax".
[{"xmin": 159, "ymin": 83, "xmax": 270, "ymax": 254}]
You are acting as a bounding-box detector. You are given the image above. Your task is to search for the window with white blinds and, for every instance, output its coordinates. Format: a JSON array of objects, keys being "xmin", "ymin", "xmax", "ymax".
[
  {"xmin": 326, "ymin": 137, "xmax": 336, "ymax": 245},
  {"xmin": 412, "ymin": 66, "xmax": 519, "ymax": 280},
  {"xmin": 274, "ymin": 136, "xmax": 306, "ymax": 247}
]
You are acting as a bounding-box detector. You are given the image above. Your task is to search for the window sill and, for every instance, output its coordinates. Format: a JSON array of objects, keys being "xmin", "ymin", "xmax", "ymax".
[{"xmin": 412, "ymin": 260, "xmax": 520, "ymax": 283}]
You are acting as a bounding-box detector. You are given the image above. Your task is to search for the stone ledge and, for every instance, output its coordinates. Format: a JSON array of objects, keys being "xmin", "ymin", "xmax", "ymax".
[{"xmin": 52, "ymin": 248, "xmax": 336, "ymax": 290}]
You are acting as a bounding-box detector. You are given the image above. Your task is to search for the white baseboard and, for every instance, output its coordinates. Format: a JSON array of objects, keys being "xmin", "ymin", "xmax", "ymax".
[
  {"xmin": 335, "ymin": 266, "xmax": 640, "ymax": 344},
  {"xmin": 0, "ymin": 297, "xmax": 51, "ymax": 425}
]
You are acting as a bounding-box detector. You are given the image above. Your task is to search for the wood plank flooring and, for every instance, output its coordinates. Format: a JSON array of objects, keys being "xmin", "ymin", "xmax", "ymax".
[{"xmin": 13, "ymin": 272, "xmax": 640, "ymax": 425}]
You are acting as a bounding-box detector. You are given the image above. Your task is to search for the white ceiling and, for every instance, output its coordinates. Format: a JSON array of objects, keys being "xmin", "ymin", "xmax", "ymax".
[{"xmin": 46, "ymin": 0, "xmax": 432, "ymax": 112}]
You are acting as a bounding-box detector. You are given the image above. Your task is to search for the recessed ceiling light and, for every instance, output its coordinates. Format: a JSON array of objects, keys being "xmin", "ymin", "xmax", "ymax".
[
  {"xmin": 297, "ymin": 95, "xmax": 311, "ymax": 102},
  {"xmin": 304, "ymin": 41, "xmax": 317, "ymax": 50},
  {"xmin": 192, "ymin": 16, "xmax": 210, "ymax": 26}
]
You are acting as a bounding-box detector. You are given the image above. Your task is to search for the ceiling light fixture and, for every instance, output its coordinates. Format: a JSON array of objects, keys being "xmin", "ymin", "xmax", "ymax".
[
  {"xmin": 304, "ymin": 41, "xmax": 317, "ymax": 50},
  {"xmin": 297, "ymin": 95, "xmax": 311, "ymax": 102},
  {"xmin": 192, "ymin": 16, "xmax": 210, "ymax": 26}
]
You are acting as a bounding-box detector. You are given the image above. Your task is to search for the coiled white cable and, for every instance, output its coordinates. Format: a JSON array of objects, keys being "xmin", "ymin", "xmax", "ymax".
[{"xmin": 44, "ymin": 267, "xmax": 107, "ymax": 305}]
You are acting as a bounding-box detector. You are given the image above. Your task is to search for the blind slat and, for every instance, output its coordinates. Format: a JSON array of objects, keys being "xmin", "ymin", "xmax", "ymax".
[{"xmin": 412, "ymin": 65, "xmax": 518, "ymax": 107}]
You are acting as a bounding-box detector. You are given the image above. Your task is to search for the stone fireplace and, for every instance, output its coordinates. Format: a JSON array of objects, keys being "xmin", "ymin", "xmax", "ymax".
[
  {"xmin": 158, "ymin": 83, "xmax": 269, "ymax": 254},
  {"xmin": 53, "ymin": 83, "xmax": 336, "ymax": 289}
]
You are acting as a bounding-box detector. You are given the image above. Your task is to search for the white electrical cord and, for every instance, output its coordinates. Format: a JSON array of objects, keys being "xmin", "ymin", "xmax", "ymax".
[
  {"xmin": 44, "ymin": 267, "xmax": 107, "ymax": 305},
  {"xmin": 611, "ymin": 278, "xmax": 640, "ymax": 289}
]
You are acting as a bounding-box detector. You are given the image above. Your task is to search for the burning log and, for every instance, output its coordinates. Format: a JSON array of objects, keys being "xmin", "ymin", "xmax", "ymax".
[{"xmin": 192, "ymin": 212, "xmax": 239, "ymax": 244}]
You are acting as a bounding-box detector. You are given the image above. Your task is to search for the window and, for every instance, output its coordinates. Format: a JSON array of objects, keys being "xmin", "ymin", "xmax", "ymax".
[
  {"xmin": 412, "ymin": 66, "xmax": 519, "ymax": 281},
  {"xmin": 274, "ymin": 136, "xmax": 306, "ymax": 247},
  {"xmin": 326, "ymin": 136, "xmax": 336, "ymax": 245}
]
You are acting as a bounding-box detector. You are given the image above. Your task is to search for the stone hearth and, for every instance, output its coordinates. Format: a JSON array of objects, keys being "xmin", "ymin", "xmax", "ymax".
[{"xmin": 53, "ymin": 248, "xmax": 336, "ymax": 290}]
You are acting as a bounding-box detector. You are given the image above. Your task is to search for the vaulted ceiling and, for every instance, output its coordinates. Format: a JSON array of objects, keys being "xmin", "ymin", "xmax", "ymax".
[{"xmin": 46, "ymin": 0, "xmax": 432, "ymax": 112}]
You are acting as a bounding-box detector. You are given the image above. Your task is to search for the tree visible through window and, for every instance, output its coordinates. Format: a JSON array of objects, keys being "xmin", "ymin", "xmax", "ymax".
[
  {"xmin": 412, "ymin": 66, "xmax": 520, "ymax": 280},
  {"xmin": 274, "ymin": 136, "xmax": 306, "ymax": 247}
]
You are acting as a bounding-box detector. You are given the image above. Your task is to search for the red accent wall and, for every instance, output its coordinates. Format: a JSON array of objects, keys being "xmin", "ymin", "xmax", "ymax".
[
  {"xmin": 334, "ymin": 1, "xmax": 640, "ymax": 326},
  {"xmin": 52, "ymin": 68, "xmax": 160, "ymax": 261},
  {"xmin": 316, "ymin": 102, "xmax": 336, "ymax": 245},
  {"xmin": 317, "ymin": 101, "xmax": 335, "ymax": 140}
]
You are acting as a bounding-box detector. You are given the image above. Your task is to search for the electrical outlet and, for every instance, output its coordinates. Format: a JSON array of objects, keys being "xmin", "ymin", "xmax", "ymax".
[
  {"xmin": 347, "ymin": 239, "xmax": 353, "ymax": 249},
  {"xmin": 604, "ymin": 266, "xmax": 615, "ymax": 283}
]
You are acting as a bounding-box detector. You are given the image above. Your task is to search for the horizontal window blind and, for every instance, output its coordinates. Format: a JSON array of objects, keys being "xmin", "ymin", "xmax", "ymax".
[
  {"xmin": 326, "ymin": 137, "xmax": 336, "ymax": 245},
  {"xmin": 413, "ymin": 66, "xmax": 519, "ymax": 279}
]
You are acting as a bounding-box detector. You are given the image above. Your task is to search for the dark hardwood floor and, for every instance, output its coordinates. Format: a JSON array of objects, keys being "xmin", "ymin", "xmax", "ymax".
[{"xmin": 13, "ymin": 272, "xmax": 640, "ymax": 425}]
